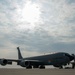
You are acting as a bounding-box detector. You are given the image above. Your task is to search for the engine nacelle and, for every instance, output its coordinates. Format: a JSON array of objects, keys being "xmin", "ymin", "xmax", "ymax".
[
  {"xmin": 19, "ymin": 60, "xmax": 30, "ymax": 67},
  {"xmin": 0, "ymin": 59, "xmax": 7, "ymax": 66}
]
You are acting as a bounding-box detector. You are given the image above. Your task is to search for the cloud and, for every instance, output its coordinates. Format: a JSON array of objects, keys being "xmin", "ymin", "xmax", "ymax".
[
  {"xmin": 0, "ymin": 0, "xmax": 75, "ymax": 61},
  {"xmin": 67, "ymin": 0, "xmax": 75, "ymax": 4}
]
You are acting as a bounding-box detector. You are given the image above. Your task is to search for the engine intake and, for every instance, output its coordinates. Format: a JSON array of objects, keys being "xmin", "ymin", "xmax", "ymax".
[
  {"xmin": 0, "ymin": 59, "xmax": 7, "ymax": 66},
  {"xmin": 19, "ymin": 60, "xmax": 30, "ymax": 67}
]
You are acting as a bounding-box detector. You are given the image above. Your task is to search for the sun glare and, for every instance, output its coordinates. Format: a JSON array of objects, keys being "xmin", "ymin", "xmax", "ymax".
[{"xmin": 16, "ymin": 1, "xmax": 41, "ymax": 30}]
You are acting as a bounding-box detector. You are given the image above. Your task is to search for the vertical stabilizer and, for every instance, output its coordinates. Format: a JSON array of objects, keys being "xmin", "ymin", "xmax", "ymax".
[{"xmin": 17, "ymin": 47, "xmax": 23, "ymax": 59}]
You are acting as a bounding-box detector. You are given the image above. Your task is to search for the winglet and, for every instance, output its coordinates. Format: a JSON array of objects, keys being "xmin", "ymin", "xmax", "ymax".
[{"xmin": 17, "ymin": 47, "xmax": 23, "ymax": 59}]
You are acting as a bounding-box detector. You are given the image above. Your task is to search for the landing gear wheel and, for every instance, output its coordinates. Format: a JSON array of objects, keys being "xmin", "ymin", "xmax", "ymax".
[
  {"xmin": 26, "ymin": 65, "xmax": 32, "ymax": 69},
  {"xmin": 39, "ymin": 65, "xmax": 45, "ymax": 69},
  {"xmin": 59, "ymin": 66, "xmax": 63, "ymax": 69}
]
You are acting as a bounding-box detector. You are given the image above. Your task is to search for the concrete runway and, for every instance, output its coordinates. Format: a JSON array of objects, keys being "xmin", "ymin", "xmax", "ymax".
[{"xmin": 0, "ymin": 69, "xmax": 75, "ymax": 75}]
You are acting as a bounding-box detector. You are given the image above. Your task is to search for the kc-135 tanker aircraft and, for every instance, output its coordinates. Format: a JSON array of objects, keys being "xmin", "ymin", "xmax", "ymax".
[{"xmin": 0, "ymin": 47, "xmax": 75, "ymax": 69}]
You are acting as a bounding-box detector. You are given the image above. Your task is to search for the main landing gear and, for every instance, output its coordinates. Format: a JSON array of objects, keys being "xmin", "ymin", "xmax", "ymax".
[
  {"xmin": 26, "ymin": 65, "xmax": 32, "ymax": 69},
  {"xmin": 26, "ymin": 65, "xmax": 45, "ymax": 69},
  {"xmin": 39, "ymin": 65, "xmax": 45, "ymax": 69},
  {"xmin": 59, "ymin": 66, "xmax": 63, "ymax": 69}
]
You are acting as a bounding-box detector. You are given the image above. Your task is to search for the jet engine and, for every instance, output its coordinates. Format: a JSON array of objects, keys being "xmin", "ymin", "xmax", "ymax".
[
  {"xmin": 0, "ymin": 59, "xmax": 7, "ymax": 66},
  {"xmin": 19, "ymin": 60, "xmax": 30, "ymax": 67}
]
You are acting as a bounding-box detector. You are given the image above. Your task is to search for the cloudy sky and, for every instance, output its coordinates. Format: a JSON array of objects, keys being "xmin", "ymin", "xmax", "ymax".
[{"xmin": 0, "ymin": 0, "xmax": 75, "ymax": 68}]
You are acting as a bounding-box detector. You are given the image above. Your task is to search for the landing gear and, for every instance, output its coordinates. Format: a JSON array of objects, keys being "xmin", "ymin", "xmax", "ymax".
[
  {"xmin": 72, "ymin": 63, "xmax": 75, "ymax": 69},
  {"xmin": 39, "ymin": 65, "xmax": 45, "ymax": 69},
  {"xmin": 26, "ymin": 65, "xmax": 45, "ymax": 69},
  {"xmin": 26, "ymin": 65, "xmax": 32, "ymax": 69},
  {"xmin": 33, "ymin": 65, "xmax": 39, "ymax": 68},
  {"xmin": 59, "ymin": 66, "xmax": 63, "ymax": 69}
]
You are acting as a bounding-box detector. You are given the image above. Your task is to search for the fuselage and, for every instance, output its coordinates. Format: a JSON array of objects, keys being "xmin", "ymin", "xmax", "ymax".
[{"xmin": 23, "ymin": 52, "xmax": 74, "ymax": 66}]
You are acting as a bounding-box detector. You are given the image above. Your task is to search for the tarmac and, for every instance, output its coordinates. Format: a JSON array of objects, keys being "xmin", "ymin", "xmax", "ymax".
[{"xmin": 0, "ymin": 68, "xmax": 75, "ymax": 75}]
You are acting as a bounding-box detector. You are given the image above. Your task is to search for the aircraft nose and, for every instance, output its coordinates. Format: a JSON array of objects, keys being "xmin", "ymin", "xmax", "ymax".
[
  {"xmin": 69, "ymin": 56, "xmax": 74, "ymax": 61},
  {"xmin": 65, "ymin": 53, "xmax": 74, "ymax": 61}
]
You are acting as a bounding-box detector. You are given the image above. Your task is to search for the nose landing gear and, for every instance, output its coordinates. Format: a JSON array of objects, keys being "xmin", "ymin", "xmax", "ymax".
[{"xmin": 72, "ymin": 62, "xmax": 75, "ymax": 69}]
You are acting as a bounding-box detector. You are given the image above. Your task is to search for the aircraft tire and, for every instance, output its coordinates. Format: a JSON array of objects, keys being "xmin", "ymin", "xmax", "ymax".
[
  {"xmin": 26, "ymin": 65, "xmax": 32, "ymax": 69},
  {"xmin": 59, "ymin": 66, "xmax": 63, "ymax": 69},
  {"xmin": 39, "ymin": 65, "xmax": 45, "ymax": 69}
]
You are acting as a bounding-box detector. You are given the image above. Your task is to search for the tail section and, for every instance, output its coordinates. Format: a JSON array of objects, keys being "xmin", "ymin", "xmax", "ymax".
[{"xmin": 17, "ymin": 47, "xmax": 23, "ymax": 59}]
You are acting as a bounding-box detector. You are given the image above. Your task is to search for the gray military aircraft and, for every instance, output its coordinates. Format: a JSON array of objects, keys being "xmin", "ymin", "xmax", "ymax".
[{"xmin": 0, "ymin": 47, "xmax": 75, "ymax": 69}]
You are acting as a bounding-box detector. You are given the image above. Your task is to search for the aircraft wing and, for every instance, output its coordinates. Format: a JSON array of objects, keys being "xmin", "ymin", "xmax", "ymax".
[
  {"xmin": 0, "ymin": 58, "xmax": 20, "ymax": 65},
  {"xmin": 0, "ymin": 58, "xmax": 44, "ymax": 66}
]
